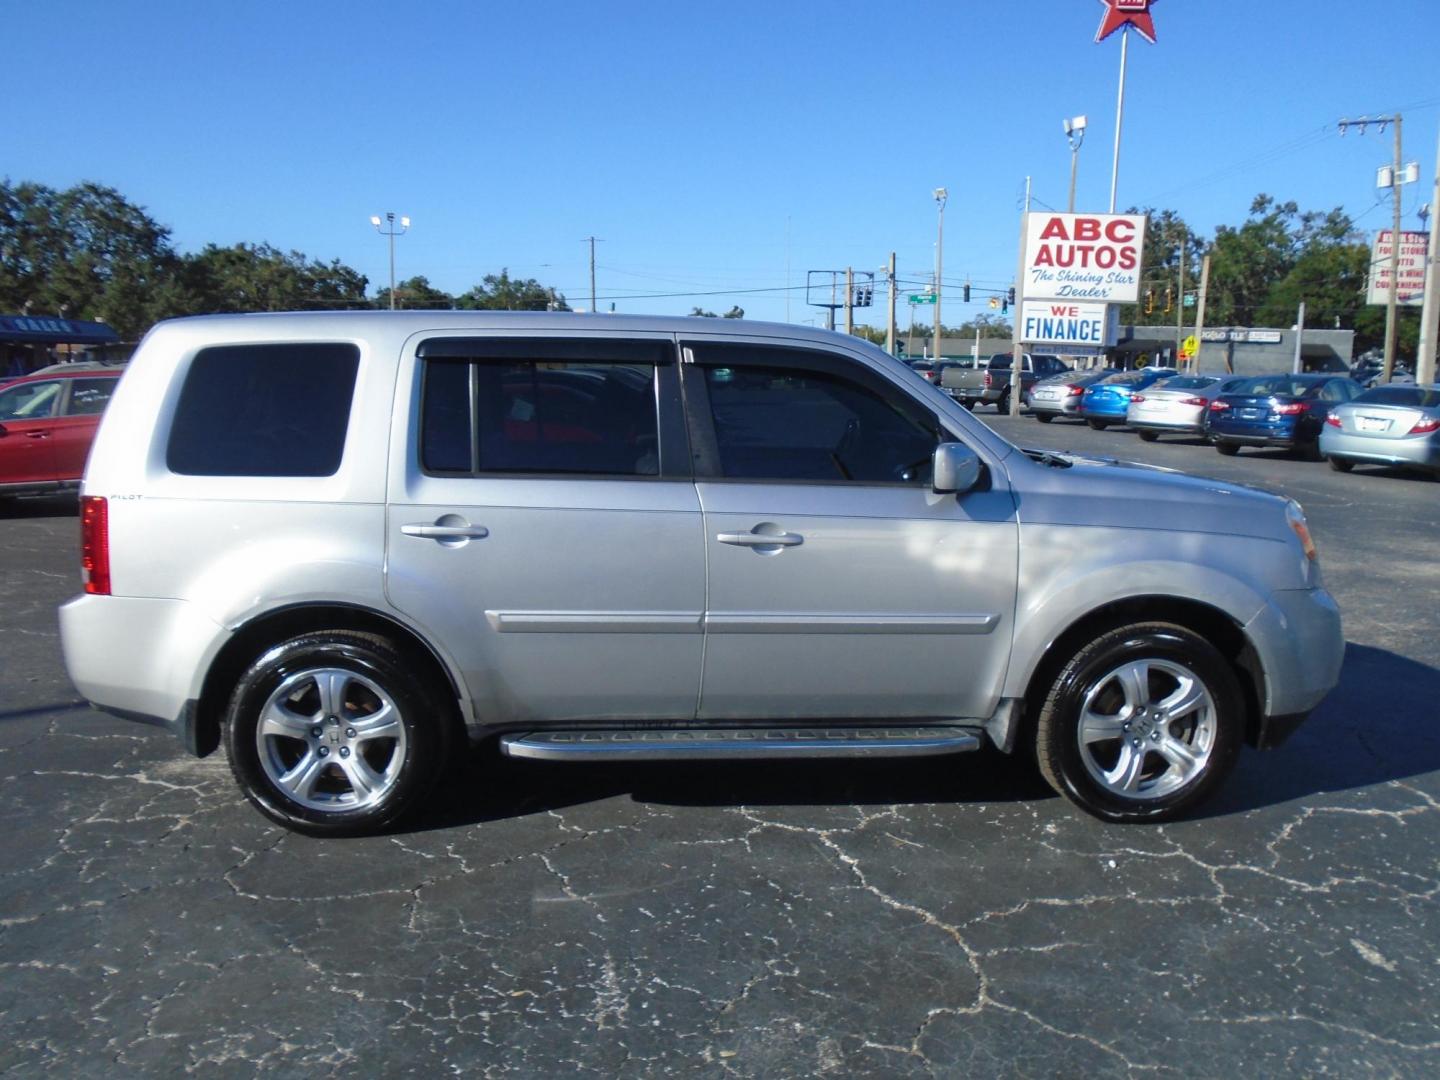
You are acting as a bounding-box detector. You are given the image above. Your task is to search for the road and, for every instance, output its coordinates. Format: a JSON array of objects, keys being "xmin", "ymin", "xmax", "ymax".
[{"xmin": 1, "ymin": 417, "xmax": 1437, "ymax": 1077}]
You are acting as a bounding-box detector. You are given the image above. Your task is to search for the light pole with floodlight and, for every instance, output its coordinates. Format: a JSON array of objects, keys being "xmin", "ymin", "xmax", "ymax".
[
  {"xmin": 1064, "ymin": 115, "xmax": 1087, "ymax": 213},
  {"xmin": 933, "ymin": 187, "xmax": 947, "ymax": 362},
  {"xmin": 370, "ymin": 212, "xmax": 410, "ymax": 309}
]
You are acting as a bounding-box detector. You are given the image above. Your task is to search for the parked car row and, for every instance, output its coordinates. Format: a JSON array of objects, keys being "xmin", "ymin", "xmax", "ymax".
[{"xmin": 1025, "ymin": 366, "xmax": 1440, "ymax": 480}]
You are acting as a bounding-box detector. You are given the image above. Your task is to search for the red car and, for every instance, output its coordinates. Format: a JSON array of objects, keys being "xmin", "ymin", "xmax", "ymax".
[{"xmin": 0, "ymin": 369, "xmax": 123, "ymax": 497}]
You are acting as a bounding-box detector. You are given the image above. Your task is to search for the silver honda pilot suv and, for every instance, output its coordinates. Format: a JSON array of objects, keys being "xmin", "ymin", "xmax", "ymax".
[{"xmin": 60, "ymin": 312, "xmax": 1343, "ymax": 836}]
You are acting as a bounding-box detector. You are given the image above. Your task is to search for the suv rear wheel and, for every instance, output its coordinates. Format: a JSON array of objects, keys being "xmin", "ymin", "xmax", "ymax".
[
  {"xmin": 1034, "ymin": 622, "xmax": 1242, "ymax": 822},
  {"xmin": 223, "ymin": 630, "xmax": 452, "ymax": 836}
]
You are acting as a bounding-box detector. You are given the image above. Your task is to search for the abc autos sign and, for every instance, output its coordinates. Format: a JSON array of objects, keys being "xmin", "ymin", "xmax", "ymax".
[{"xmin": 1022, "ymin": 213, "xmax": 1147, "ymax": 304}]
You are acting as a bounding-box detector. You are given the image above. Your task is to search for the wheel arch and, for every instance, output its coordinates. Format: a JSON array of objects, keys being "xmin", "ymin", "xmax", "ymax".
[
  {"xmin": 1017, "ymin": 596, "xmax": 1266, "ymax": 750},
  {"xmin": 192, "ymin": 603, "xmax": 467, "ymax": 757}
]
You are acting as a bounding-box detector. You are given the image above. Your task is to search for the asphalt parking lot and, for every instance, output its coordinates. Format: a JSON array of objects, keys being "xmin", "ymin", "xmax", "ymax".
[{"xmin": 2, "ymin": 415, "xmax": 1438, "ymax": 1078}]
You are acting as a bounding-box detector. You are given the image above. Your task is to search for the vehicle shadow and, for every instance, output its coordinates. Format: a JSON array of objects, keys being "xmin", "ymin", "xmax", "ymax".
[
  {"xmin": 1201, "ymin": 642, "xmax": 1440, "ymax": 816},
  {"xmin": 409, "ymin": 738, "xmax": 1052, "ymax": 834},
  {"xmin": 0, "ymin": 493, "xmax": 79, "ymax": 519},
  {"xmin": 409, "ymin": 642, "xmax": 1438, "ymax": 833}
]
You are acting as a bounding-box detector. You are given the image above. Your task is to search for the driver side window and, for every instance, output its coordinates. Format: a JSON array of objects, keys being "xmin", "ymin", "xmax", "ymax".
[{"xmin": 694, "ymin": 352, "xmax": 941, "ymax": 484}]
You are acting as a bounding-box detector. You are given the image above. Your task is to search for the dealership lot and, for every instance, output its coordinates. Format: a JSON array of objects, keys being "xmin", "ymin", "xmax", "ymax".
[{"xmin": 2, "ymin": 419, "xmax": 1438, "ymax": 1077}]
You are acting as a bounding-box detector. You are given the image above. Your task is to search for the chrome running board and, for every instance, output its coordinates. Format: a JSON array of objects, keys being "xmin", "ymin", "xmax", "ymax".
[{"xmin": 500, "ymin": 726, "xmax": 983, "ymax": 762}]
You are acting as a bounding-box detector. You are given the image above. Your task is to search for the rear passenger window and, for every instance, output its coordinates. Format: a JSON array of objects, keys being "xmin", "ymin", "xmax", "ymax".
[
  {"xmin": 418, "ymin": 339, "xmax": 663, "ymax": 477},
  {"xmin": 167, "ymin": 344, "xmax": 360, "ymax": 476},
  {"xmin": 65, "ymin": 378, "xmax": 117, "ymax": 416}
]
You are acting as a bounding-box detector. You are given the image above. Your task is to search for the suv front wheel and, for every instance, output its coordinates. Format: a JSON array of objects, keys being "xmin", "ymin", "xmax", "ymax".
[
  {"xmin": 1034, "ymin": 622, "xmax": 1243, "ymax": 822},
  {"xmin": 223, "ymin": 630, "xmax": 452, "ymax": 836}
]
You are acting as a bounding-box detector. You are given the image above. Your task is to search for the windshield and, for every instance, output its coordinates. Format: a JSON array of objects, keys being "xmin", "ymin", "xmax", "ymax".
[
  {"xmin": 1161, "ymin": 376, "xmax": 1219, "ymax": 391},
  {"xmin": 1098, "ymin": 372, "xmax": 1145, "ymax": 386},
  {"xmin": 1356, "ymin": 386, "xmax": 1440, "ymax": 408},
  {"xmin": 1235, "ymin": 376, "xmax": 1318, "ymax": 398}
]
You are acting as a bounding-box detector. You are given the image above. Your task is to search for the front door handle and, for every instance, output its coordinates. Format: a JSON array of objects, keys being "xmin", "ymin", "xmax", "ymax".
[
  {"xmin": 24, "ymin": 431, "xmax": 50, "ymax": 439},
  {"xmin": 717, "ymin": 527, "xmax": 804, "ymax": 553},
  {"xmin": 402, "ymin": 523, "xmax": 490, "ymax": 540}
]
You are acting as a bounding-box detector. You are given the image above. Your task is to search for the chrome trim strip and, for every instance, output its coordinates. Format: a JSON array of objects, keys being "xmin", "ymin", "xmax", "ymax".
[
  {"xmin": 704, "ymin": 613, "xmax": 1000, "ymax": 634},
  {"xmin": 485, "ymin": 611, "xmax": 703, "ymax": 633}
]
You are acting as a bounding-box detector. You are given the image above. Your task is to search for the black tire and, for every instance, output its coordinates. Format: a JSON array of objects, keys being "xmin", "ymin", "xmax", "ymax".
[
  {"xmin": 1216, "ymin": 441, "xmax": 1240, "ymax": 456},
  {"xmin": 998, "ymin": 392, "xmax": 1012, "ymax": 414},
  {"xmin": 1034, "ymin": 622, "xmax": 1244, "ymax": 823},
  {"xmin": 1035, "ymin": 413, "xmax": 1054, "ymax": 424},
  {"xmin": 1137, "ymin": 430, "xmax": 1159, "ymax": 442},
  {"xmin": 960, "ymin": 399, "xmax": 975, "ymax": 410},
  {"xmin": 223, "ymin": 630, "xmax": 454, "ymax": 837},
  {"xmin": 1087, "ymin": 418, "xmax": 1110, "ymax": 430},
  {"xmin": 1328, "ymin": 456, "xmax": 1354, "ymax": 473}
]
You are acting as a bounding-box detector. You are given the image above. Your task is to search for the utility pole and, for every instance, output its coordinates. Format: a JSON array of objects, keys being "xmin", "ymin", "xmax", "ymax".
[
  {"xmin": 1010, "ymin": 176, "xmax": 1032, "ymax": 416},
  {"xmin": 844, "ymin": 267, "xmax": 854, "ymax": 336},
  {"xmin": 1292, "ymin": 301, "xmax": 1307, "ymax": 375},
  {"xmin": 1418, "ymin": 124, "xmax": 1440, "ymax": 385},
  {"xmin": 933, "ymin": 188, "xmax": 947, "ymax": 363},
  {"xmin": 1109, "ymin": 27, "xmax": 1129, "ymax": 213},
  {"xmin": 585, "ymin": 236, "xmax": 602, "ymax": 313},
  {"xmin": 370, "ymin": 212, "xmax": 410, "ymax": 309},
  {"xmin": 1193, "ymin": 253, "xmax": 1211, "ymax": 371},
  {"xmin": 886, "ymin": 252, "xmax": 897, "ymax": 356},
  {"xmin": 1175, "ymin": 226, "xmax": 1186, "ymax": 367},
  {"xmin": 1384, "ymin": 116, "xmax": 1404, "ymax": 383}
]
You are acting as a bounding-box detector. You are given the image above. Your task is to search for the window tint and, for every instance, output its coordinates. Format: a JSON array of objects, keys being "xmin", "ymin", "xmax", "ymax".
[
  {"xmin": 167, "ymin": 344, "xmax": 359, "ymax": 476},
  {"xmin": 701, "ymin": 364, "xmax": 940, "ymax": 484},
  {"xmin": 420, "ymin": 357, "xmax": 659, "ymax": 477},
  {"xmin": 1238, "ymin": 376, "xmax": 1314, "ymax": 398},
  {"xmin": 0, "ymin": 380, "xmax": 61, "ymax": 420},
  {"xmin": 65, "ymin": 378, "xmax": 117, "ymax": 416},
  {"xmin": 1357, "ymin": 386, "xmax": 1440, "ymax": 408},
  {"xmin": 1165, "ymin": 376, "xmax": 1218, "ymax": 390}
]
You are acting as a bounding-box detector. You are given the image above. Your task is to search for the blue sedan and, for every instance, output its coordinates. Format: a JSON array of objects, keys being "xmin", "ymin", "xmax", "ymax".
[
  {"xmin": 1208, "ymin": 373, "xmax": 1364, "ymax": 458},
  {"xmin": 1079, "ymin": 369, "xmax": 1178, "ymax": 430}
]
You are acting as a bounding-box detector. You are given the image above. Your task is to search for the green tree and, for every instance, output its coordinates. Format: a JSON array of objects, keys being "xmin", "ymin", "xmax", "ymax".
[
  {"xmin": 1114, "ymin": 207, "xmax": 1207, "ymax": 327},
  {"xmin": 955, "ymin": 314, "xmax": 1012, "ymax": 339},
  {"xmin": 0, "ymin": 180, "xmax": 181, "ymax": 338},
  {"xmin": 375, "ymin": 275, "xmax": 453, "ymax": 310},
  {"xmin": 722, "ymin": 305, "xmax": 744, "ymax": 319},
  {"xmin": 456, "ymin": 269, "xmax": 567, "ymax": 311},
  {"xmin": 689, "ymin": 307, "xmax": 718, "ymax": 317},
  {"xmin": 178, "ymin": 243, "xmax": 369, "ymax": 314}
]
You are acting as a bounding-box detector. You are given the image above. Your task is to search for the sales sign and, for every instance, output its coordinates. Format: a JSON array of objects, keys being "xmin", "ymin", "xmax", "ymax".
[
  {"xmin": 1020, "ymin": 301, "xmax": 1118, "ymax": 347},
  {"xmin": 1022, "ymin": 212, "xmax": 1147, "ymax": 304},
  {"xmin": 1366, "ymin": 230, "xmax": 1428, "ymax": 306}
]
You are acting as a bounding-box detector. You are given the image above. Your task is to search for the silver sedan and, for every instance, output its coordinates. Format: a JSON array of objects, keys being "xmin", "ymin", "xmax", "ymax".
[
  {"xmin": 1126, "ymin": 375, "xmax": 1248, "ymax": 442},
  {"xmin": 1320, "ymin": 383, "xmax": 1440, "ymax": 476}
]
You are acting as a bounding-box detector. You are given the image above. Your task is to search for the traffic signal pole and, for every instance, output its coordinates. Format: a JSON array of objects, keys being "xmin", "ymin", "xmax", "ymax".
[{"xmin": 886, "ymin": 252, "xmax": 897, "ymax": 355}]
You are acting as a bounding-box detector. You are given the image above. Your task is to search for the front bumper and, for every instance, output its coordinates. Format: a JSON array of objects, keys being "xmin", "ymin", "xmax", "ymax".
[{"xmin": 1244, "ymin": 587, "xmax": 1344, "ymax": 744}]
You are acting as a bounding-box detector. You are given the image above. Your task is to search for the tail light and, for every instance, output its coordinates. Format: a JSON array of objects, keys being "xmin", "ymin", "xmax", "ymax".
[
  {"xmin": 80, "ymin": 496, "xmax": 111, "ymax": 595},
  {"xmin": 1131, "ymin": 394, "xmax": 1145, "ymax": 403},
  {"xmin": 1273, "ymin": 402, "xmax": 1308, "ymax": 415},
  {"xmin": 983, "ymin": 372, "xmax": 994, "ymax": 389},
  {"xmin": 1178, "ymin": 397, "xmax": 1207, "ymax": 406},
  {"xmin": 1286, "ymin": 501, "xmax": 1318, "ymax": 561},
  {"xmin": 1209, "ymin": 400, "xmax": 1231, "ymax": 412},
  {"xmin": 1325, "ymin": 414, "xmax": 1343, "ymax": 428},
  {"xmin": 1411, "ymin": 416, "xmax": 1440, "ymax": 434},
  {"xmin": 1066, "ymin": 385, "xmax": 1084, "ymax": 396}
]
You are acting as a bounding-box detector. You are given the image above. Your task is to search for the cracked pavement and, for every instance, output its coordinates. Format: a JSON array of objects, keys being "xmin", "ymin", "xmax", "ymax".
[{"xmin": 2, "ymin": 420, "xmax": 1438, "ymax": 1077}]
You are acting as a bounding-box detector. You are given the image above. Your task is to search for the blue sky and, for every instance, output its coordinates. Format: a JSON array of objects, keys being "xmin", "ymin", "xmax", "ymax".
[{"xmin": 8, "ymin": 1, "xmax": 1439, "ymax": 326}]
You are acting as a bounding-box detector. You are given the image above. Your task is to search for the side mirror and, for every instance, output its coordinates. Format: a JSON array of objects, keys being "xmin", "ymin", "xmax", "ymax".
[{"xmin": 932, "ymin": 442, "xmax": 981, "ymax": 495}]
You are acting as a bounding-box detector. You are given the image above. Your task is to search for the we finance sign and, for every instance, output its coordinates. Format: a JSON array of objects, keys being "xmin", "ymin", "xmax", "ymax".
[
  {"xmin": 1020, "ymin": 301, "xmax": 1117, "ymax": 348},
  {"xmin": 1023, "ymin": 213, "xmax": 1146, "ymax": 304}
]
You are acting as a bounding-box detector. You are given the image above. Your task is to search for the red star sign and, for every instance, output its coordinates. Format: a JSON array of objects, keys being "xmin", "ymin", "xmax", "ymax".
[{"xmin": 1095, "ymin": 0, "xmax": 1158, "ymax": 44}]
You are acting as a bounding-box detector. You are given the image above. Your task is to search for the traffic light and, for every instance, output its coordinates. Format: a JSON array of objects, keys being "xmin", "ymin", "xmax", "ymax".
[
  {"xmin": 1007, "ymin": 286, "xmax": 1016, "ymax": 306},
  {"xmin": 1001, "ymin": 297, "xmax": 1009, "ymax": 314},
  {"xmin": 988, "ymin": 296, "xmax": 999, "ymax": 309},
  {"xmin": 963, "ymin": 283, "xmax": 971, "ymax": 303},
  {"xmin": 1164, "ymin": 286, "xmax": 1172, "ymax": 313},
  {"xmin": 1145, "ymin": 288, "xmax": 1155, "ymax": 314}
]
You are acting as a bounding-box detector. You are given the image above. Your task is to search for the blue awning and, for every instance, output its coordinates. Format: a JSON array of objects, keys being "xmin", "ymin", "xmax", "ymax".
[{"xmin": 0, "ymin": 315, "xmax": 121, "ymax": 345}]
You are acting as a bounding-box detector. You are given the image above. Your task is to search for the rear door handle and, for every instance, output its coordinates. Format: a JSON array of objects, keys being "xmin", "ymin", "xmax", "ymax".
[
  {"xmin": 402, "ymin": 523, "xmax": 490, "ymax": 540},
  {"xmin": 24, "ymin": 431, "xmax": 50, "ymax": 439}
]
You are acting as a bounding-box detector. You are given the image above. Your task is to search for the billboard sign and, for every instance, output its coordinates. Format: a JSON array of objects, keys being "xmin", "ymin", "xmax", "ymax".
[
  {"xmin": 1022, "ymin": 213, "xmax": 1147, "ymax": 304},
  {"xmin": 1019, "ymin": 300, "xmax": 1118, "ymax": 347},
  {"xmin": 1367, "ymin": 230, "xmax": 1428, "ymax": 306}
]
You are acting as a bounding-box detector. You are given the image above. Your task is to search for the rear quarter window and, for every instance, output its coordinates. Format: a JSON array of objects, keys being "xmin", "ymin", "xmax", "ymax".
[{"xmin": 166, "ymin": 343, "xmax": 360, "ymax": 476}]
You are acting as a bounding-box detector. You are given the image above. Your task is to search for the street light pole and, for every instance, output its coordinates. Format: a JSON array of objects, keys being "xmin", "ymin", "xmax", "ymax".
[
  {"xmin": 1064, "ymin": 115, "xmax": 1087, "ymax": 213},
  {"xmin": 933, "ymin": 188, "xmax": 947, "ymax": 363},
  {"xmin": 370, "ymin": 212, "xmax": 410, "ymax": 310}
]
